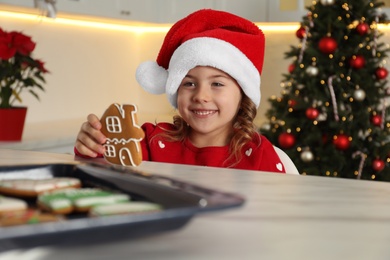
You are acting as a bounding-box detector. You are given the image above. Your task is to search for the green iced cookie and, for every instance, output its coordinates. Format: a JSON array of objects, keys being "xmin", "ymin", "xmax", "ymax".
[{"xmin": 38, "ymin": 188, "xmax": 131, "ymax": 214}]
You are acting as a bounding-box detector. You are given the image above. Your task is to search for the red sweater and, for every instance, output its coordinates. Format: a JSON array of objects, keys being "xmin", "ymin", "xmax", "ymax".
[
  {"xmin": 75, "ymin": 122, "xmax": 285, "ymax": 174},
  {"xmin": 141, "ymin": 123, "xmax": 285, "ymax": 173}
]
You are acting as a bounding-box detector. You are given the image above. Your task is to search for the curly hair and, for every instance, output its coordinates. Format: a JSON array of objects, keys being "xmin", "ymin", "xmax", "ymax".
[{"xmin": 156, "ymin": 94, "xmax": 259, "ymax": 167}]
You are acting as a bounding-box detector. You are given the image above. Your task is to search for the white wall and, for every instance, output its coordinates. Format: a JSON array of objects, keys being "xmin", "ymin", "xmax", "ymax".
[
  {"xmin": 1, "ymin": 16, "xmax": 171, "ymax": 124},
  {"xmin": 1, "ymin": 14, "xmax": 389, "ymax": 129}
]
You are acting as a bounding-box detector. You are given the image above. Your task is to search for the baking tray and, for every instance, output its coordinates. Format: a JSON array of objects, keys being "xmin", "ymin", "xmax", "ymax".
[{"xmin": 0, "ymin": 162, "xmax": 245, "ymax": 251}]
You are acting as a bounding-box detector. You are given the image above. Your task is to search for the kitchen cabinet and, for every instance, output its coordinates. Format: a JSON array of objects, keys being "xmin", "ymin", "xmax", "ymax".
[
  {"xmin": 0, "ymin": 0, "xmax": 34, "ymax": 8},
  {"xmin": 9, "ymin": 0, "xmax": 389, "ymax": 23},
  {"xmin": 267, "ymin": 0, "xmax": 309, "ymax": 22},
  {"xmin": 384, "ymin": 9, "xmax": 390, "ymax": 20},
  {"xmin": 214, "ymin": 0, "xmax": 267, "ymax": 22},
  {"xmin": 154, "ymin": 0, "xmax": 268, "ymax": 23},
  {"xmin": 55, "ymin": 0, "xmax": 268, "ymax": 23},
  {"xmin": 267, "ymin": 0, "xmax": 390, "ymax": 23},
  {"xmin": 157, "ymin": 0, "xmax": 215, "ymax": 23},
  {"xmin": 0, "ymin": 0, "xmax": 271, "ymax": 23},
  {"xmin": 56, "ymin": 0, "xmax": 160, "ymax": 23}
]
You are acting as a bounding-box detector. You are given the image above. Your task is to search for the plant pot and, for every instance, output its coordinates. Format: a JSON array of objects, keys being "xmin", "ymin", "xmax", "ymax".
[{"xmin": 0, "ymin": 107, "xmax": 27, "ymax": 141}]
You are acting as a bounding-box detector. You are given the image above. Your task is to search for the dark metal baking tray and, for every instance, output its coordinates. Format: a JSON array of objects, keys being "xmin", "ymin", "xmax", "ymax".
[{"xmin": 0, "ymin": 162, "xmax": 245, "ymax": 251}]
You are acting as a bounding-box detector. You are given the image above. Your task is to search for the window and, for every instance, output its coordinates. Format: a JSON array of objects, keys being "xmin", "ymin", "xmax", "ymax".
[
  {"xmin": 104, "ymin": 145, "xmax": 116, "ymax": 157},
  {"xmin": 106, "ymin": 116, "xmax": 122, "ymax": 133}
]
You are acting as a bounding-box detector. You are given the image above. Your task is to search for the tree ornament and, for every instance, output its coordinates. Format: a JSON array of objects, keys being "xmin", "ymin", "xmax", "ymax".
[
  {"xmin": 260, "ymin": 122, "xmax": 271, "ymax": 131},
  {"xmin": 320, "ymin": 0, "xmax": 335, "ymax": 5},
  {"xmin": 288, "ymin": 99, "xmax": 297, "ymax": 108},
  {"xmin": 288, "ymin": 63, "xmax": 295, "ymax": 73},
  {"xmin": 356, "ymin": 22, "xmax": 370, "ymax": 35},
  {"xmin": 305, "ymin": 107, "xmax": 320, "ymax": 120},
  {"xmin": 375, "ymin": 67, "xmax": 388, "ymax": 80},
  {"xmin": 296, "ymin": 26, "xmax": 306, "ymax": 39},
  {"xmin": 371, "ymin": 114, "xmax": 382, "ymax": 126},
  {"xmin": 318, "ymin": 36, "xmax": 338, "ymax": 54},
  {"xmin": 306, "ymin": 65, "xmax": 319, "ymax": 76},
  {"xmin": 333, "ymin": 134, "xmax": 350, "ymax": 150},
  {"xmin": 352, "ymin": 151, "xmax": 367, "ymax": 180},
  {"xmin": 349, "ymin": 55, "xmax": 365, "ymax": 69},
  {"xmin": 278, "ymin": 132, "xmax": 296, "ymax": 149},
  {"xmin": 353, "ymin": 89, "xmax": 366, "ymax": 101},
  {"xmin": 372, "ymin": 158, "xmax": 385, "ymax": 172},
  {"xmin": 301, "ymin": 150, "xmax": 314, "ymax": 162},
  {"xmin": 327, "ymin": 76, "xmax": 339, "ymax": 121}
]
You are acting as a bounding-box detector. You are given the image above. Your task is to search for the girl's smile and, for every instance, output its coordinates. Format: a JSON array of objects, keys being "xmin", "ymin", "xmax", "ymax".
[{"xmin": 191, "ymin": 109, "xmax": 217, "ymax": 117}]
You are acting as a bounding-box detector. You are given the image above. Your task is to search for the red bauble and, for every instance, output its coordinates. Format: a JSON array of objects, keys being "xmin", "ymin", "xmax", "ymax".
[
  {"xmin": 333, "ymin": 134, "xmax": 350, "ymax": 150},
  {"xmin": 356, "ymin": 22, "xmax": 370, "ymax": 35},
  {"xmin": 371, "ymin": 115, "xmax": 382, "ymax": 126},
  {"xmin": 349, "ymin": 55, "xmax": 365, "ymax": 69},
  {"xmin": 375, "ymin": 67, "xmax": 388, "ymax": 80},
  {"xmin": 318, "ymin": 36, "xmax": 338, "ymax": 54},
  {"xmin": 278, "ymin": 133, "xmax": 296, "ymax": 149},
  {"xmin": 372, "ymin": 159, "xmax": 385, "ymax": 172},
  {"xmin": 288, "ymin": 99, "xmax": 297, "ymax": 108},
  {"xmin": 288, "ymin": 63, "xmax": 295, "ymax": 73},
  {"xmin": 305, "ymin": 107, "xmax": 319, "ymax": 120},
  {"xmin": 296, "ymin": 27, "xmax": 306, "ymax": 39}
]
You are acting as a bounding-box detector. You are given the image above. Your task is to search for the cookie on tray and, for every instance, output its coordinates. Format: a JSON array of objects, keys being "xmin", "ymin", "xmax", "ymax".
[
  {"xmin": 90, "ymin": 201, "xmax": 163, "ymax": 217},
  {"xmin": 0, "ymin": 177, "xmax": 81, "ymax": 197},
  {"xmin": 37, "ymin": 188, "xmax": 131, "ymax": 214},
  {"xmin": 0, "ymin": 195, "xmax": 27, "ymax": 214},
  {"xmin": 0, "ymin": 209, "xmax": 63, "ymax": 227}
]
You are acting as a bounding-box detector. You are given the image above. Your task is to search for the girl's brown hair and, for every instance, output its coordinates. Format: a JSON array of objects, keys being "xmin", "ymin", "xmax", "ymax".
[{"xmin": 156, "ymin": 94, "xmax": 259, "ymax": 167}]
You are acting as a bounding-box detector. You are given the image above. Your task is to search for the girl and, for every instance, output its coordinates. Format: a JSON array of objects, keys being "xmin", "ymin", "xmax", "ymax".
[{"xmin": 75, "ymin": 9, "xmax": 298, "ymax": 174}]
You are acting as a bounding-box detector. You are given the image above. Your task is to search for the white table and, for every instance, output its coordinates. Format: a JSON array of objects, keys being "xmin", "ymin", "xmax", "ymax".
[{"xmin": 0, "ymin": 149, "xmax": 390, "ymax": 260}]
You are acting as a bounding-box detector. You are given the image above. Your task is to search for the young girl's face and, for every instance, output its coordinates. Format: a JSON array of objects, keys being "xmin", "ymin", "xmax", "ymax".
[{"xmin": 177, "ymin": 66, "xmax": 242, "ymax": 145}]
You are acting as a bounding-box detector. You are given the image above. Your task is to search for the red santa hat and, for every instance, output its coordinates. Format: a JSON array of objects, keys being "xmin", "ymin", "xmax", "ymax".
[{"xmin": 136, "ymin": 9, "xmax": 265, "ymax": 108}]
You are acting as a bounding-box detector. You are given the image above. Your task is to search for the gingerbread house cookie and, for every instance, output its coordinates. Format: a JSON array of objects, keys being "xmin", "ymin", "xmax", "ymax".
[{"xmin": 100, "ymin": 103, "xmax": 145, "ymax": 166}]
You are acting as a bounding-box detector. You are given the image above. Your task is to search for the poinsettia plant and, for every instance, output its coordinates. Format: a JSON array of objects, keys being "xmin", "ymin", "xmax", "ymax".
[{"xmin": 0, "ymin": 28, "xmax": 48, "ymax": 108}]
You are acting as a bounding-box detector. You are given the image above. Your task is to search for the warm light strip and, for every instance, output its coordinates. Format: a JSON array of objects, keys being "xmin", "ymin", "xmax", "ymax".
[
  {"xmin": 1, "ymin": 10, "xmax": 390, "ymax": 33},
  {"xmin": 0, "ymin": 11, "xmax": 169, "ymax": 33}
]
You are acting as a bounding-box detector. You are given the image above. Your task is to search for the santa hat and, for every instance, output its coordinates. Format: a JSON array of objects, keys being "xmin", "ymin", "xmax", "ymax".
[{"xmin": 135, "ymin": 9, "xmax": 265, "ymax": 108}]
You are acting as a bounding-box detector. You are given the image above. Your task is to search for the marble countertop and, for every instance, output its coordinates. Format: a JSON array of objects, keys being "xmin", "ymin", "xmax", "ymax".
[
  {"xmin": 0, "ymin": 114, "xmax": 175, "ymax": 153},
  {"xmin": 0, "ymin": 119, "xmax": 84, "ymax": 152},
  {"xmin": 1, "ymin": 149, "xmax": 390, "ymax": 260}
]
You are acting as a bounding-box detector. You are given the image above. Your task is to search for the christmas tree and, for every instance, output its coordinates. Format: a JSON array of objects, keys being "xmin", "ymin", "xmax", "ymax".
[{"xmin": 262, "ymin": 0, "xmax": 390, "ymax": 181}]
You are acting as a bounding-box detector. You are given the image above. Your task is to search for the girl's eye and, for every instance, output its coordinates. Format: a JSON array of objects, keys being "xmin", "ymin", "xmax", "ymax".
[
  {"xmin": 181, "ymin": 81, "xmax": 195, "ymax": 87},
  {"xmin": 212, "ymin": 82, "xmax": 224, "ymax": 87}
]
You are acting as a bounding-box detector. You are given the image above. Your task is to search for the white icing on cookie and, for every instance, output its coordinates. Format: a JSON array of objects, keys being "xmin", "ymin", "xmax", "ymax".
[
  {"xmin": 0, "ymin": 195, "xmax": 27, "ymax": 212},
  {"xmin": 0, "ymin": 178, "xmax": 81, "ymax": 194},
  {"xmin": 90, "ymin": 201, "xmax": 162, "ymax": 216},
  {"xmin": 75, "ymin": 194, "xmax": 130, "ymax": 208}
]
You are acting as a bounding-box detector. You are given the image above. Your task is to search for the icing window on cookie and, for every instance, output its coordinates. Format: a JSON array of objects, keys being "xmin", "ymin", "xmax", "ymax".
[
  {"xmin": 106, "ymin": 116, "xmax": 122, "ymax": 133},
  {"xmin": 105, "ymin": 145, "xmax": 116, "ymax": 157}
]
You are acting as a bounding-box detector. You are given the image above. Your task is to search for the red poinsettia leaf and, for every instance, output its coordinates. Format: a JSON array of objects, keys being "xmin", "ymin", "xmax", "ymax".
[
  {"xmin": 0, "ymin": 30, "xmax": 16, "ymax": 60},
  {"xmin": 10, "ymin": 31, "xmax": 36, "ymax": 55},
  {"xmin": 36, "ymin": 59, "xmax": 49, "ymax": 73}
]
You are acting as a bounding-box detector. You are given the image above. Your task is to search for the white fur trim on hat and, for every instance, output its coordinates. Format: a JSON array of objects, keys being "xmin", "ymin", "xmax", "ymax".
[
  {"xmin": 135, "ymin": 61, "xmax": 168, "ymax": 95},
  {"xmin": 166, "ymin": 37, "xmax": 261, "ymax": 108}
]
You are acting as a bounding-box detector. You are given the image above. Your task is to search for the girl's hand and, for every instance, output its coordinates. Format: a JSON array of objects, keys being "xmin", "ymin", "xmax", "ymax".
[{"xmin": 75, "ymin": 114, "xmax": 107, "ymax": 157}]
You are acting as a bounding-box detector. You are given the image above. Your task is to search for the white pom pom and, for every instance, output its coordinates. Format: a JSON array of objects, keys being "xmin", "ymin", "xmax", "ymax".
[{"xmin": 135, "ymin": 61, "xmax": 168, "ymax": 94}]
